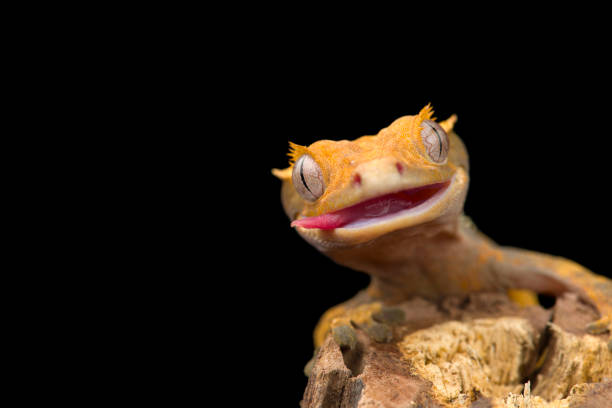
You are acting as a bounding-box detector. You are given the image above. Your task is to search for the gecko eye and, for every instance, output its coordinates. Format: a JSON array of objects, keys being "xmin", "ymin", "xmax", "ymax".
[
  {"xmin": 421, "ymin": 120, "xmax": 450, "ymax": 163},
  {"xmin": 292, "ymin": 154, "xmax": 325, "ymax": 201}
]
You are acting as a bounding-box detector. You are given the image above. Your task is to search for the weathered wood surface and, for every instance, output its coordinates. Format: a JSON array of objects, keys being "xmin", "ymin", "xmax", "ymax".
[{"xmin": 301, "ymin": 293, "xmax": 611, "ymax": 408}]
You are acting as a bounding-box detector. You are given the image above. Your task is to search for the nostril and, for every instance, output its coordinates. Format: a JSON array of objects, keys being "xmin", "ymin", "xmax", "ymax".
[
  {"xmin": 353, "ymin": 173, "xmax": 362, "ymax": 186},
  {"xmin": 396, "ymin": 162, "xmax": 404, "ymax": 174}
]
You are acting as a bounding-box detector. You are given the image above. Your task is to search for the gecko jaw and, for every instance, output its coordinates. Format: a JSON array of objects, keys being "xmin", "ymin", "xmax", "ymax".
[
  {"xmin": 292, "ymin": 169, "xmax": 467, "ymax": 247},
  {"xmin": 292, "ymin": 180, "xmax": 451, "ymax": 230}
]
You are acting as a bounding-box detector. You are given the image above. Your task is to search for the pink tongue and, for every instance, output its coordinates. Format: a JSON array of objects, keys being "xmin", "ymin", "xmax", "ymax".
[{"xmin": 291, "ymin": 181, "xmax": 449, "ymax": 230}]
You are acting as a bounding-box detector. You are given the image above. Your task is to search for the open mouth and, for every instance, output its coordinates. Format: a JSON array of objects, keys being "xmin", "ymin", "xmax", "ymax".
[{"xmin": 291, "ymin": 180, "xmax": 451, "ymax": 230}]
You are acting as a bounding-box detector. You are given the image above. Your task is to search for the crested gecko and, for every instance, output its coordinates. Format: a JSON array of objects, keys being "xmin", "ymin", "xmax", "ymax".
[{"xmin": 272, "ymin": 105, "xmax": 612, "ymax": 353}]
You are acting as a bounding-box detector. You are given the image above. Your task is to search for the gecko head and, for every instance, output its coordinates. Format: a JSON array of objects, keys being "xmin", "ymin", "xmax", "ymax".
[{"xmin": 272, "ymin": 105, "xmax": 470, "ymax": 248}]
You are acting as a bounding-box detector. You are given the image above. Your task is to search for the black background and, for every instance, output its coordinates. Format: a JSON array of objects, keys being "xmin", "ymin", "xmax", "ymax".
[{"xmin": 219, "ymin": 43, "xmax": 611, "ymax": 405}]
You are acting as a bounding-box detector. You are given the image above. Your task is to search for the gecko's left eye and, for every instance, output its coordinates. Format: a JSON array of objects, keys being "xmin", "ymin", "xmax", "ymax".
[
  {"xmin": 421, "ymin": 120, "xmax": 449, "ymax": 163},
  {"xmin": 292, "ymin": 154, "xmax": 325, "ymax": 202}
]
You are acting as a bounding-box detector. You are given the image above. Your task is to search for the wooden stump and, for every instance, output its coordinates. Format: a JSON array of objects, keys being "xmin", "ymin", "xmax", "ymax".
[{"xmin": 301, "ymin": 293, "xmax": 611, "ymax": 408}]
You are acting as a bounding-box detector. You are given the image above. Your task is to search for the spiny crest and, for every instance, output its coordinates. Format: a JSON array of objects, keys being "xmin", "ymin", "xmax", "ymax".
[
  {"xmin": 288, "ymin": 141, "xmax": 309, "ymax": 166},
  {"xmin": 439, "ymin": 114, "xmax": 457, "ymax": 133},
  {"xmin": 418, "ymin": 103, "xmax": 437, "ymax": 122}
]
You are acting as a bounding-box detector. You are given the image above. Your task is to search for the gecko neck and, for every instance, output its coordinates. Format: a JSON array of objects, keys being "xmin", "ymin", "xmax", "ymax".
[{"xmin": 323, "ymin": 215, "xmax": 492, "ymax": 303}]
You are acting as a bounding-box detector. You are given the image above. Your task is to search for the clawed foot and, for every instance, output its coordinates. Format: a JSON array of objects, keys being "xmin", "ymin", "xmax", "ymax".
[
  {"xmin": 307, "ymin": 300, "xmax": 407, "ymax": 375},
  {"xmin": 304, "ymin": 309, "xmax": 404, "ymax": 377},
  {"xmin": 330, "ymin": 305, "xmax": 406, "ymax": 348}
]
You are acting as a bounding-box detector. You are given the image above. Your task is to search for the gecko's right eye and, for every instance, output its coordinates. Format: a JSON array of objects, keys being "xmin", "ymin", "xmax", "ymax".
[{"xmin": 292, "ymin": 154, "xmax": 325, "ymax": 202}]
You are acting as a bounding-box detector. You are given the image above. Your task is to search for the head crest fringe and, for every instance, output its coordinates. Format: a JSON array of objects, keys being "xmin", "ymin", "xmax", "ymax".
[
  {"xmin": 288, "ymin": 142, "xmax": 309, "ymax": 166},
  {"xmin": 418, "ymin": 103, "xmax": 437, "ymax": 122}
]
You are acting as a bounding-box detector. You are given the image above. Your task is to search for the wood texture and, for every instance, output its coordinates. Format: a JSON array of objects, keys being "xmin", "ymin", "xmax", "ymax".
[{"xmin": 301, "ymin": 293, "xmax": 611, "ymax": 408}]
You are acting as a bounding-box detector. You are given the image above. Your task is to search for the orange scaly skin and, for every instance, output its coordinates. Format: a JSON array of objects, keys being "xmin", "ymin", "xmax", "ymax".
[{"xmin": 273, "ymin": 105, "xmax": 612, "ymax": 351}]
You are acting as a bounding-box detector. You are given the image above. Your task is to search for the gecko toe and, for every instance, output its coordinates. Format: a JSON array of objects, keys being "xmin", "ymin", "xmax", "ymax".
[
  {"xmin": 303, "ymin": 347, "xmax": 320, "ymax": 377},
  {"xmin": 585, "ymin": 316, "xmax": 610, "ymax": 335},
  {"xmin": 365, "ymin": 322, "xmax": 393, "ymax": 343},
  {"xmin": 372, "ymin": 307, "xmax": 405, "ymax": 325},
  {"xmin": 332, "ymin": 325, "xmax": 358, "ymax": 350}
]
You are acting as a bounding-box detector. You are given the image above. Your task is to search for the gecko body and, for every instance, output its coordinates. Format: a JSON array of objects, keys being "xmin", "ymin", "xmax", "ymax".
[{"xmin": 273, "ymin": 105, "xmax": 612, "ymax": 351}]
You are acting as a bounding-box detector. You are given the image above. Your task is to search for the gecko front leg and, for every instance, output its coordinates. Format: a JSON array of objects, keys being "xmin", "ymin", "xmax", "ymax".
[
  {"xmin": 497, "ymin": 247, "xmax": 612, "ymax": 350},
  {"xmin": 312, "ymin": 290, "xmax": 406, "ymax": 349},
  {"xmin": 304, "ymin": 292, "xmax": 407, "ymax": 377}
]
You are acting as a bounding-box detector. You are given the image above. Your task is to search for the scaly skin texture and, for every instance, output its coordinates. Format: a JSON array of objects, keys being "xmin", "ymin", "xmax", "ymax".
[{"xmin": 273, "ymin": 105, "xmax": 612, "ymax": 351}]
